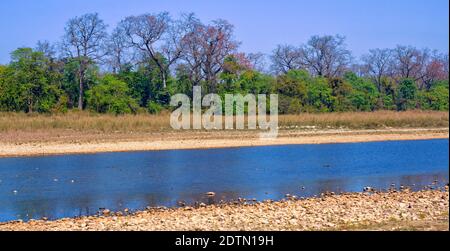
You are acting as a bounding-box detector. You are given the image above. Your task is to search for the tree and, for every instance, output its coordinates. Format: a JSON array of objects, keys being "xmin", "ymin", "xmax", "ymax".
[
  {"xmin": 328, "ymin": 77, "xmax": 354, "ymax": 112},
  {"xmin": 181, "ymin": 15, "xmax": 239, "ymax": 92},
  {"xmin": 246, "ymin": 52, "xmax": 267, "ymax": 72},
  {"xmin": 270, "ymin": 45, "xmax": 302, "ymax": 74},
  {"xmin": 35, "ymin": 40, "xmax": 57, "ymax": 60},
  {"xmin": 397, "ymin": 79, "xmax": 418, "ymax": 110},
  {"xmin": 361, "ymin": 48, "xmax": 393, "ymax": 92},
  {"xmin": 306, "ymin": 77, "xmax": 334, "ymax": 112},
  {"xmin": 344, "ymin": 72, "xmax": 379, "ymax": 111},
  {"xmin": 107, "ymin": 25, "xmax": 134, "ymax": 73},
  {"xmin": 62, "ymin": 13, "xmax": 107, "ymax": 110},
  {"xmin": 299, "ymin": 35, "xmax": 352, "ymax": 78},
  {"xmin": 0, "ymin": 48, "xmax": 62, "ymax": 113},
  {"xmin": 87, "ymin": 75, "xmax": 138, "ymax": 114},
  {"xmin": 421, "ymin": 52, "xmax": 448, "ymax": 90},
  {"xmin": 392, "ymin": 46, "xmax": 429, "ymax": 83},
  {"xmin": 419, "ymin": 81, "xmax": 449, "ymax": 111},
  {"xmin": 120, "ymin": 12, "xmax": 183, "ymax": 89},
  {"xmin": 274, "ymin": 70, "xmax": 309, "ymax": 113}
]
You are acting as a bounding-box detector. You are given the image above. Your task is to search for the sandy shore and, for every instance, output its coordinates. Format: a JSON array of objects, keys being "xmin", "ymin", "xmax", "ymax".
[
  {"xmin": 1, "ymin": 189, "xmax": 448, "ymax": 231},
  {"xmin": 0, "ymin": 128, "xmax": 448, "ymax": 158}
]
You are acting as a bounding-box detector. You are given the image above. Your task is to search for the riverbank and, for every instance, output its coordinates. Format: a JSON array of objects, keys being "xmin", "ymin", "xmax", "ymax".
[
  {"xmin": 1, "ymin": 189, "xmax": 448, "ymax": 231},
  {"xmin": 0, "ymin": 127, "xmax": 448, "ymax": 157}
]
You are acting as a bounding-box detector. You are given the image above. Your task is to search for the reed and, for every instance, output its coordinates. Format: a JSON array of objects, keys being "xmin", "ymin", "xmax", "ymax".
[{"xmin": 0, "ymin": 110, "xmax": 448, "ymax": 133}]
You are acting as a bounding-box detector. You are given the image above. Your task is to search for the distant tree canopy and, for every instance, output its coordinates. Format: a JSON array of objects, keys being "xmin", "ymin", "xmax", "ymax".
[{"xmin": 0, "ymin": 12, "xmax": 448, "ymax": 114}]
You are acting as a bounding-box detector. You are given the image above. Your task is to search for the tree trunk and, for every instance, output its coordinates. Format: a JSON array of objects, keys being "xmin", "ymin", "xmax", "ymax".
[
  {"xmin": 162, "ymin": 72, "xmax": 167, "ymax": 89},
  {"xmin": 78, "ymin": 68, "xmax": 84, "ymax": 110}
]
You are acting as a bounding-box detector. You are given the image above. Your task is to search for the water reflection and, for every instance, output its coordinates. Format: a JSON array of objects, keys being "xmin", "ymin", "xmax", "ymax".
[{"xmin": 0, "ymin": 139, "xmax": 448, "ymax": 222}]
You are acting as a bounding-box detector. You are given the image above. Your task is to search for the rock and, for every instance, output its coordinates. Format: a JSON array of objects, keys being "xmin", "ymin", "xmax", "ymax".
[
  {"xmin": 363, "ymin": 187, "xmax": 375, "ymax": 192},
  {"xmin": 102, "ymin": 209, "xmax": 111, "ymax": 216},
  {"xmin": 206, "ymin": 192, "xmax": 216, "ymax": 197}
]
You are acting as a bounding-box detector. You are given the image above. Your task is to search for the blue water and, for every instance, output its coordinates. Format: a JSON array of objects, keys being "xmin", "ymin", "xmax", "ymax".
[{"xmin": 0, "ymin": 139, "xmax": 448, "ymax": 222}]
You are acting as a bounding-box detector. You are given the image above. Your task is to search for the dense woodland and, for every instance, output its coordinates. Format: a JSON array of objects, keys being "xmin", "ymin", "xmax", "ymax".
[{"xmin": 0, "ymin": 12, "xmax": 448, "ymax": 115}]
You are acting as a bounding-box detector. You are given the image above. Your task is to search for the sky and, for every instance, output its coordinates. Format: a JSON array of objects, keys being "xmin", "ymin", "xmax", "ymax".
[{"xmin": 0, "ymin": 0, "xmax": 448, "ymax": 64}]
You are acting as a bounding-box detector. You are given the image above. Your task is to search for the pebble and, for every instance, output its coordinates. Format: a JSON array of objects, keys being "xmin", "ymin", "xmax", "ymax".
[
  {"xmin": 363, "ymin": 187, "xmax": 375, "ymax": 192},
  {"xmin": 1, "ymin": 189, "xmax": 448, "ymax": 231}
]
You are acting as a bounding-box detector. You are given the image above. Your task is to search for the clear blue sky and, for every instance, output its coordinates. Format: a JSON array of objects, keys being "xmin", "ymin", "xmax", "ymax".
[{"xmin": 0, "ymin": 0, "xmax": 448, "ymax": 64}]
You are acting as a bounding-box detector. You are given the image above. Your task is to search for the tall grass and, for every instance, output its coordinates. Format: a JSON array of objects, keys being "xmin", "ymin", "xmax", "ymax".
[
  {"xmin": 0, "ymin": 110, "xmax": 448, "ymax": 133},
  {"xmin": 278, "ymin": 111, "xmax": 449, "ymax": 129}
]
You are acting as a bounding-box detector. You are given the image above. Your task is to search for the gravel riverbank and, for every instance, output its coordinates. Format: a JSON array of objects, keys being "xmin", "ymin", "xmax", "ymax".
[{"xmin": 1, "ymin": 188, "xmax": 448, "ymax": 231}]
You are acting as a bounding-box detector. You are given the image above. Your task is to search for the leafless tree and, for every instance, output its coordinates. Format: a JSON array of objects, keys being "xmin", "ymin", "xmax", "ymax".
[
  {"xmin": 246, "ymin": 52, "xmax": 267, "ymax": 72},
  {"xmin": 180, "ymin": 15, "xmax": 239, "ymax": 91},
  {"xmin": 201, "ymin": 19, "xmax": 239, "ymax": 91},
  {"xmin": 270, "ymin": 45, "xmax": 302, "ymax": 74},
  {"xmin": 120, "ymin": 12, "xmax": 185, "ymax": 89},
  {"xmin": 106, "ymin": 25, "xmax": 134, "ymax": 73},
  {"xmin": 420, "ymin": 51, "xmax": 449, "ymax": 89},
  {"xmin": 35, "ymin": 40, "xmax": 57, "ymax": 59},
  {"xmin": 392, "ymin": 45, "xmax": 429, "ymax": 82},
  {"xmin": 361, "ymin": 48, "xmax": 394, "ymax": 91},
  {"xmin": 179, "ymin": 13, "xmax": 205, "ymax": 86},
  {"xmin": 299, "ymin": 35, "xmax": 352, "ymax": 78},
  {"xmin": 61, "ymin": 13, "xmax": 107, "ymax": 110}
]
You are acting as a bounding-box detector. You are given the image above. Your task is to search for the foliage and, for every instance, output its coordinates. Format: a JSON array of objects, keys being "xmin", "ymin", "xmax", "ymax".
[
  {"xmin": 0, "ymin": 48, "xmax": 62, "ymax": 113},
  {"xmin": 397, "ymin": 79, "xmax": 418, "ymax": 111},
  {"xmin": 86, "ymin": 74, "xmax": 138, "ymax": 115}
]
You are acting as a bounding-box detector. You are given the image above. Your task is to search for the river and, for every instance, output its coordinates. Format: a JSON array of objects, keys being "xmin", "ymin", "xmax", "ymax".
[{"xmin": 0, "ymin": 139, "xmax": 448, "ymax": 222}]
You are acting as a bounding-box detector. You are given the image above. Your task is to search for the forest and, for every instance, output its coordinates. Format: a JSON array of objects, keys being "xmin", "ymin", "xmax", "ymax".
[{"xmin": 0, "ymin": 12, "xmax": 448, "ymax": 115}]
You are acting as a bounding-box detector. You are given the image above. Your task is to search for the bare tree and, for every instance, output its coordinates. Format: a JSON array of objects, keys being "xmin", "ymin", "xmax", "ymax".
[
  {"xmin": 181, "ymin": 15, "xmax": 239, "ymax": 91},
  {"xmin": 35, "ymin": 40, "xmax": 57, "ymax": 59},
  {"xmin": 361, "ymin": 48, "xmax": 394, "ymax": 91},
  {"xmin": 61, "ymin": 13, "xmax": 107, "ymax": 110},
  {"xmin": 201, "ymin": 19, "xmax": 239, "ymax": 91},
  {"xmin": 179, "ymin": 13, "xmax": 205, "ymax": 86},
  {"xmin": 299, "ymin": 35, "xmax": 352, "ymax": 78},
  {"xmin": 270, "ymin": 45, "xmax": 302, "ymax": 74},
  {"xmin": 120, "ymin": 12, "xmax": 185, "ymax": 89},
  {"xmin": 392, "ymin": 45, "xmax": 429, "ymax": 82},
  {"xmin": 107, "ymin": 25, "xmax": 133, "ymax": 73},
  {"xmin": 246, "ymin": 52, "xmax": 267, "ymax": 72},
  {"xmin": 421, "ymin": 51, "xmax": 449, "ymax": 89}
]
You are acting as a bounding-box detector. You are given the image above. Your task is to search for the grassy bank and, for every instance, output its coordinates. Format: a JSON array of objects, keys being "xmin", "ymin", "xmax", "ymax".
[{"xmin": 0, "ymin": 110, "xmax": 448, "ymax": 133}]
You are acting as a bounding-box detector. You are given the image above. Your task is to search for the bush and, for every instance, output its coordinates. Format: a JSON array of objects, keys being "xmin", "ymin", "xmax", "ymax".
[
  {"xmin": 147, "ymin": 101, "xmax": 163, "ymax": 114},
  {"xmin": 87, "ymin": 75, "xmax": 138, "ymax": 115},
  {"xmin": 396, "ymin": 79, "xmax": 417, "ymax": 111}
]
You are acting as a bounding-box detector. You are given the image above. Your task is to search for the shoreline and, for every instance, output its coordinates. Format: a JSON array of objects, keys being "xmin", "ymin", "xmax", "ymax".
[
  {"xmin": 1, "ymin": 189, "xmax": 448, "ymax": 231},
  {"xmin": 0, "ymin": 128, "xmax": 448, "ymax": 158}
]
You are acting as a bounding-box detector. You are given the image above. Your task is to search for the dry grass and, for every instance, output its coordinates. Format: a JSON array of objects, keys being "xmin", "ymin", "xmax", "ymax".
[
  {"xmin": 0, "ymin": 111, "xmax": 170, "ymax": 133},
  {"xmin": 279, "ymin": 110, "xmax": 449, "ymax": 129},
  {"xmin": 0, "ymin": 110, "xmax": 448, "ymax": 134}
]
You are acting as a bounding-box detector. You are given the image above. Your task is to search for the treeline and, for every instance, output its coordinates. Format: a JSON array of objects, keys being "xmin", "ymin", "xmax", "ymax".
[{"xmin": 0, "ymin": 12, "xmax": 448, "ymax": 115}]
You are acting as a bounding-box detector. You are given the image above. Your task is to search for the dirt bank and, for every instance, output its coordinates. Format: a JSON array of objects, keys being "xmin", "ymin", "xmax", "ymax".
[
  {"xmin": 0, "ymin": 128, "xmax": 448, "ymax": 158},
  {"xmin": 1, "ymin": 189, "xmax": 448, "ymax": 231}
]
